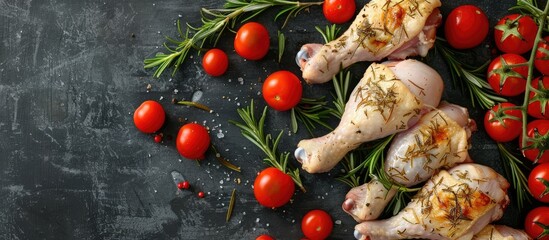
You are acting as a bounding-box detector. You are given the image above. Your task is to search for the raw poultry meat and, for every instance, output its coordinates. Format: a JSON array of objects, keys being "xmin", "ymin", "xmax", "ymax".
[
  {"xmin": 472, "ymin": 225, "xmax": 531, "ymax": 240},
  {"xmin": 296, "ymin": 0, "xmax": 442, "ymax": 84},
  {"xmin": 294, "ymin": 60, "xmax": 443, "ymax": 173},
  {"xmin": 343, "ymin": 102, "xmax": 476, "ymax": 222},
  {"xmin": 353, "ymin": 163, "xmax": 510, "ymax": 240}
]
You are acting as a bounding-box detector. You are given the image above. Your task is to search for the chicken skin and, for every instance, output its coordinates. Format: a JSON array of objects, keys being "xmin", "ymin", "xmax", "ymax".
[
  {"xmin": 294, "ymin": 60, "xmax": 443, "ymax": 173},
  {"xmin": 354, "ymin": 163, "xmax": 510, "ymax": 240},
  {"xmin": 343, "ymin": 102, "xmax": 476, "ymax": 222},
  {"xmin": 473, "ymin": 225, "xmax": 532, "ymax": 240},
  {"xmin": 296, "ymin": 0, "xmax": 442, "ymax": 84}
]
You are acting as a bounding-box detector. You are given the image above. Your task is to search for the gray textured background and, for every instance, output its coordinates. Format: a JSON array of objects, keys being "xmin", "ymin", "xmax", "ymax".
[{"xmin": 0, "ymin": 0, "xmax": 530, "ymax": 239}]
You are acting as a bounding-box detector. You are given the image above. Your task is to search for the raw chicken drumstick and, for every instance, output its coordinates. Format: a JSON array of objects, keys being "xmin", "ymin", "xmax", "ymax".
[
  {"xmin": 473, "ymin": 225, "xmax": 532, "ymax": 240},
  {"xmin": 296, "ymin": 0, "xmax": 442, "ymax": 84},
  {"xmin": 343, "ymin": 102, "xmax": 476, "ymax": 222},
  {"xmin": 294, "ymin": 60, "xmax": 443, "ymax": 173},
  {"xmin": 354, "ymin": 163, "xmax": 510, "ymax": 240}
]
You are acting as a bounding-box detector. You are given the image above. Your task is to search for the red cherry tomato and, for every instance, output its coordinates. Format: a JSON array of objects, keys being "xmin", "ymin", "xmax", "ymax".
[
  {"xmin": 528, "ymin": 163, "xmax": 549, "ymax": 203},
  {"xmin": 133, "ymin": 100, "xmax": 166, "ymax": 133},
  {"xmin": 202, "ymin": 48, "xmax": 229, "ymax": 76},
  {"xmin": 484, "ymin": 102, "xmax": 523, "ymax": 142},
  {"xmin": 262, "ymin": 70, "xmax": 303, "ymax": 111},
  {"xmin": 535, "ymin": 36, "xmax": 549, "ymax": 75},
  {"xmin": 253, "ymin": 167, "xmax": 295, "ymax": 208},
  {"xmin": 487, "ymin": 53, "xmax": 528, "ymax": 97},
  {"xmin": 520, "ymin": 120, "xmax": 549, "ymax": 164},
  {"xmin": 524, "ymin": 206, "xmax": 549, "ymax": 240},
  {"xmin": 322, "ymin": 0, "xmax": 356, "ymax": 24},
  {"xmin": 444, "ymin": 5, "xmax": 489, "ymax": 49},
  {"xmin": 256, "ymin": 234, "xmax": 275, "ymax": 240},
  {"xmin": 301, "ymin": 210, "xmax": 333, "ymax": 240},
  {"xmin": 494, "ymin": 14, "xmax": 538, "ymax": 54},
  {"xmin": 176, "ymin": 123, "xmax": 210, "ymax": 160},
  {"xmin": 234, "ymin": 22, "xmax": 270, "ymax": 60},
  {"xmin": 528, "ymin": 76, "xmax": 549, "ymax": 119}
]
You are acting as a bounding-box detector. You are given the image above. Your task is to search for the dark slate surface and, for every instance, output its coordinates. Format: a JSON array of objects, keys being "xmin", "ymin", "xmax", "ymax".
[{"xmin": 0, "ymin": 0, "xmax": 531, "ymax": 239}]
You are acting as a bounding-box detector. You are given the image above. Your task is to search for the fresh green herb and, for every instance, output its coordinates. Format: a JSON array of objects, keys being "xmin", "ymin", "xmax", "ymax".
[
  {"xmin": 173, "ymin": 98, "xmax": 213, "ymax": 112},
  {"xmin": 337, "ymin": 135, "xmax": 394, "ymax": 183},
  {"xmin": 211, "ymin": 144, "xmax": 242, "ymax": 172},
  {"xmin": 330, "ymin": 69, "xmax": 352, "ymax": 119},
  {"xmin": 498, "ymin": 143, "xmax": 532, "ymax": 209},
  {"xmin": 435, "ymin": 38, "xmax": 506, "ymax": 109},
  {"xmin": 230, "ymin": 100, "xmax": 305, "ymax": 192},
  {"xmin": 291, "ymin": 98, "xmax": 334, "ymax": 135},
  {"xmin": 226, "ymin": 189, "xmax": 237, "ymax": 222},
  {"xmin": 315, "ymin": 24, "xmax": 341, "ymax": 43},
  {"xmin": 144, "ymin": 0, "xmax": 323, "ymax": 78},
  {"xmin": 278, "ymin": 30, "xmax": 285, "ymax": 63}
]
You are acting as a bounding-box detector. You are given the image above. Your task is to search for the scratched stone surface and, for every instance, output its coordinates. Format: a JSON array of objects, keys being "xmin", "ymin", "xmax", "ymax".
[{"xmin": 0, "ymin": 0, "xmax": 530, "ymax": 239}]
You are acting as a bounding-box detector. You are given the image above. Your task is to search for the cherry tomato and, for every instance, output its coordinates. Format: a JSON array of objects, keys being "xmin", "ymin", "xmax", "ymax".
[
  {"xmin": 256, "ymin": 235, "xmax": 275, "ymax": 240},
  {"xmin": 528, "ymin": 76, "xmax": 549, "ymax": 119},
  {"xmin": 322, "ymin": 0, "xmax": 356, "ymax": 24},
  {"xmin": 524, "ymin": 206, "xmax": 549, "ymax": 240},
  {"xmin": 253, "ymin": 167, "xmax": 295, "ymax": 208},
  {"xmin": 520, "ymin": 120, "xmax": 549, "ymax": 164},
  {"xmin": 176, "ymin": 123, "xmax": 210, "ymax": 160},
  {"xmin": 202, "ymin": 48, "xmax": 229, "ymax": 76},
  {"xmin": 301, "ymin": 209, "xmax": 333, "ymax": 240},
  {"xmin": 444, "ymin": 5, "xmax": 489, "ymax": 49},
  {"xmin": 234, "ymin": 22, "xmax": 270, "ymax": 60},
  {"xmin": 494, "ymin": 14, "xmax": 538, "ymax": 54},
  {"xmin": 487, "ymin": 53, "xmax": 528, "ymax": 97},
  {"xmin": 133, "ymin": 100, "xmax": 166, "ymax": 133},
  {"xmin": 484, "ymin": 102, "xmax": 523, "ymax": 142},
  {"xmin": 528, "ymin": 163, "xmax": 549, "ymax": 203},
  {"xmin": 535, "ymin": 36, "xmax": 549, "ymax": 75},
  {"xmin": 262, "ymin": 70, "xmax": 303, "ymax": 111}
]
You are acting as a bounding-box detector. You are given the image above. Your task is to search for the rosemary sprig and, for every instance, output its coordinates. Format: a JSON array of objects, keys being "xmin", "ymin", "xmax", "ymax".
[
  {"xmin": 331, "ymin": 70, "xmax": 352, "ymax": 118},
  {"xmin": 435, "ymin": 38, "xmax": 507, "ymax": 109},
  {"xmin": 144, "ymin": 0, "xmax": 323, "ymax": 78},
  {"xmin": 498, "ymin": 143, "xmax": 532, "ymax": 209},
  {"xmin": 291, "ymin": 97, "xmax": 334, "ymax": 135},
  {"xmin": 230, "ymin": 100, "xmax": 305, "ymax": 192},
  {"xmin": 315, "ymin": 24, "xmax": 341, "ymax": 43}
]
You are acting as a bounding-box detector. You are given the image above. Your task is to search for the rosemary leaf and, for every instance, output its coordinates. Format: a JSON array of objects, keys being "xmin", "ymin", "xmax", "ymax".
[
  {"xmin": 278, "ymin": 30, "xmax": 285, "ymax": 63},
  {"xmin": 173, "ymin": 99, "xmax": 212, "ymax": 112},
  {"xmin": 226, "ymin": 189, "xmax": 236, "ymax": 222},
  {"xmin": 211, "ymin": 145, "xmax": 241, "ymax": 172},
  {"xmin": 497, "ymin": 143, "xmax": 532, "ymax": 209}
]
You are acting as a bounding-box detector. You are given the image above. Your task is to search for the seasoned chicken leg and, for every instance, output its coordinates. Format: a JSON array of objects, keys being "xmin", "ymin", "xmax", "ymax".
[
  {"xmin": 473, "ymin": 225, "xmax": 532, "ymax": 240},
  {"xmin": 296, "ymin": 0, "xmax": 442, "ymax": 84},
  {"xmin": 343, "ymin": 102, "xmax": 476, "ymax": 222},
  {"xmin": 354, "ymin": 163, "xmax": 510, "ymax": 240},
  {"xmin": 295, "ymin": 60, "xmax": 443, "ymax": 173}
]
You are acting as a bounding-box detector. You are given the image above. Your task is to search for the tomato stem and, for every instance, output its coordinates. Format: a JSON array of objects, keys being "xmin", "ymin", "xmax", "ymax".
[{"xmin": 521, "ymin": 0, "xmax": 549, "ymax": 157}]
